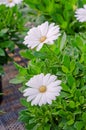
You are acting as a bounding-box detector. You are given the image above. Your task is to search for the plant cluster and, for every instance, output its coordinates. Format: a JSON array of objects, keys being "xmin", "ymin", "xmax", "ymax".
[
  {"xmin": 0, "ymin": 0, "xmax": 86, "ymax": 130},
  {"xmin": 0, "ymin": 2, "xmax": 29, "ymax": 75}
]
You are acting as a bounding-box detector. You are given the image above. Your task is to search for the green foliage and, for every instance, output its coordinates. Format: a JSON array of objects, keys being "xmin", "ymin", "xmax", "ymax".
[
  {"xmin": 12, "ymin": 32, "xmax": 86, "ymax": 130},
  {"xmin": 0, "ymin": 4, "xmax": 27, "ymax": 75},
  {"xmin": 24, "ymin": 0, "xmax": 86, "ymax": 34},
  {"xmin": 2, "ymin": 0, "xmax": 86, "ymax": 130}
]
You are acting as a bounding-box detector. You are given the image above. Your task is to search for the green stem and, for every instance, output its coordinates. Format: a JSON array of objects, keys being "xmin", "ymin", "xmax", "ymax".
[
  {"xmin": 49, "ymin": 106, "xmax": 55, "ymax": 129},
  {"xmin": 46, "ymin": 45, "xmax": 58, "ymax": 61}
]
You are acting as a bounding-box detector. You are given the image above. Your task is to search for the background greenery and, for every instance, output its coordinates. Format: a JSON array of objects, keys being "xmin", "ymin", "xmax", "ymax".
[{"xmin": 0, "ymin": 4, "xmax": 27, "ymax": 75}]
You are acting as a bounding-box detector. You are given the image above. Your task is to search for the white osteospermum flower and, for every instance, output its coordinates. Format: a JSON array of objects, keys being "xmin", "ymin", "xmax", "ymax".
[
  {"xmin": 75, "ymin": 5, "xmax": 86, "ymax": 22},
  {"xmin": 23, "ymin": 21, "xmax": 61, "ymax": 51},
  {"xmin": 0, "ymin": 0, "xmax": 22, "ymax": 7},
  {"xmin": 23, "ymin": 73, "xmax": 62, "ymax": 106}
]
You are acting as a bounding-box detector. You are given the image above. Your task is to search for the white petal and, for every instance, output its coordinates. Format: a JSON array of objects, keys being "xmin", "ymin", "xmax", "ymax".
[
  {"xmin": 26, "ymin": 74, "xmax": 44, "ymax": 88},
  {"xmin": 47, "ymin": 35, "xmax": 60, "ymax": 43},
  {"xmin": 39, "ymin": 94, "xmax": 47, "ymax": 106},
  {"xmin": 29, "ymin": 27, "xmax": 41, "ymax": 39},
  {"xmin": 47, "ymin": 26, "xmax": 60, "ymax": 38},
  {"xmin": 46, "ymin": 94, "xmax": 52, "ymax": 104},
  {"xmin": 48, "ymin": 23, "xmax": 55, "ymax": 30},
  {"xmin": 23, "ymin": 88, "xmax": 38, "ymax": 97},
  {"xmin": 38, "ymin": 21, "xmax": 49, "ymax": 36},
  {"xmin": 47, "ymin": 86, "xmax": 62, "ymax": 94},
  {"xmin": 48, "ymin": 80, "xmax": 61, "ymax": 88},
  {"xmin": 31, "ymin": 93, "xmax": 42, "ymax": 106},
  {"xmin": 43, "ymin": 73, "xmax": 51, "ymax": 85},
  {"xmin": 36, "ymin": 43, "xmax": 44, "ymax": 51},
  {"xmin": 30, "ymin": 42, "xmax": 40, "ymax": 49},
  {"xmin": 46, "ymin": 92, "xmax": 56, "ymax": 100},
  {"xmin": 27, "ymin": 94, "xmax": 37, "ymax": 102},
  {"xmin": 46, "ymin": 75, "xmax": 57, "ymax": 85}
]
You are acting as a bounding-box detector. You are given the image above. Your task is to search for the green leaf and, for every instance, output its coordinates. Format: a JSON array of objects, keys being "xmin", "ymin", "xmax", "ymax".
[
  {"xmin": 0, "ymin": 28, "xmax": 8, "ymax": 36},
  {"xmin": 32, "ymin": 123, "xmax": 40, "ymax": 130},
  {"xmin": 33, "ymin": 51, "xmax": 47, "ymax": 59},
  {"xmin": 60, "ymin": 91, "xmax": 70, "ymax": 98},
  {"xmin": 67, "ymin": 74, "xmax": 75, "ymax": 87},
  {"xmin": 44, "ymin": 124, "xmax": 51, "ymax": 130},
  {"xmin": 20, "ymin": 49, "xmax": 34, "ymax": 59},
  {"xmin": 0, "ymin": 49, "xmax": 5, "ymax": 56},
  {"xmin": 60, "ymin": 32, "xmax": 67, "ymax": 51},
  {"xmin": 81, "ymin": 86, "xmax": 86, "ymax": 91},
  {"xmin": 14, "ymin": 62, "xmax": 27, "ymax": 75},
  {"xmin": 74, "ymin": 121, "xmax": 84, "ymax": 130},
  {"xmin": 70, "ymin": 60, "xmax": 75, "ymax": 72},
  {"xmin": 67, "ymin": 119, "xmax": 74, "ymax": 125},
  {"xmin": 69, "ymin": 101, "xmax": 75, "ymax": 108},
  {"xmin": 62, "ymin": 55, "xmax": 70, "ymax": 69},
  {"xmin": 79, "ymin": 96, "xmax": 84, "ymax": 104},
  {"xmin": 10, "ymin": 76, "xmax": 25, "ymax": 84},
  {"xmin": 0, "ymin": 41, "xmax": 14, "ymax": 51},
  {"xmin": 61, "ymin": 83, "xmax": 70, "ymax": 92},
  {"xmin": 62, "ymin": 65, "xmax": 69, "ymax": 73},
  {"xmin": 82, "ymin": 112, "xmax": 86, "ymax": 123},
  {"xmin": 20, "ymin": 98, "xmax": 29, "ymax": 107}
]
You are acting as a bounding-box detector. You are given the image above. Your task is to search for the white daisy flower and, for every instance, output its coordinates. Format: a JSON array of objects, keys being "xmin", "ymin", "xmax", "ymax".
[
  {"xmin": 23, "ymin": 73, "xmax": 62, "ymax": 106},
  {"xmin": 75, "ymin": 5, "xmax": 86, "ymax": 22},
  {"xmin": 23, "ymin": 21, "xmax": 61, "ymax": 51},
  {"xmin": 0, "ymin": 0, "xmax": 22, "ymax": 7}
]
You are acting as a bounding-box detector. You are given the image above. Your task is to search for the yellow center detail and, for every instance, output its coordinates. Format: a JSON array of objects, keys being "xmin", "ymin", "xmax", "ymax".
[
  {"xmin": 40, "ymin": 36, "xmax": 46, "ymax": 43},
  {"xmin": 39, "ymin": 85, "xmax": 47, "ymax": 93},
  {"xmin": 8, "ymin": 0, "xmax": 12, "ymax": 2}
]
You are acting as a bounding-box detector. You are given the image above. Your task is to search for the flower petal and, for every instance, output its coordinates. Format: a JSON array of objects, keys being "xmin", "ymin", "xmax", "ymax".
[
  {"xmin": 48, "ymin": 80, "xmax": 61, "ymax": 88},
  {"xmin": 38, "ymin": 21, "xmax": 49, "ymax": 36},
  {"xmin": 31, "ymin": 93, "xmax": 42, "ymax": 106},
  {"xmin": 36, "ymin": 43, "xmax": 44, "ymax": 51}
]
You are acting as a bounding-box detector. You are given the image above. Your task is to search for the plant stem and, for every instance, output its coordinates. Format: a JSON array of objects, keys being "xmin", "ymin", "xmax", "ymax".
[{"xmin": 46, "ymin": 45, "xmax": 58, "ymax": 61}]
